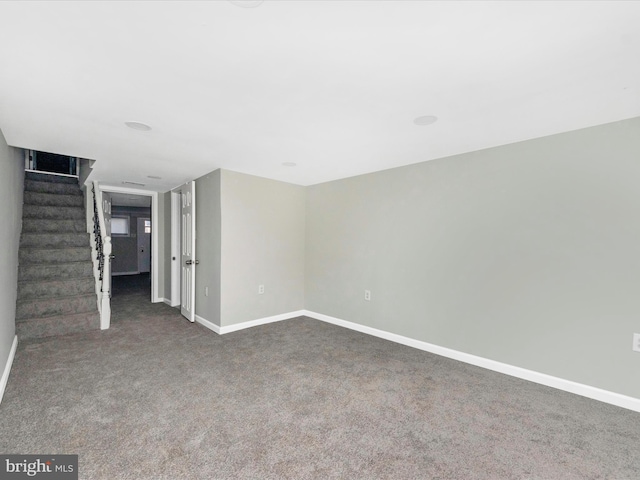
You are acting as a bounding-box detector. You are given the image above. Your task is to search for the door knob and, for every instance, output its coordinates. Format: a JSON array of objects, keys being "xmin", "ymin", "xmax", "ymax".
[{"xmin": 185, "ymin": 260, "xmax": 200, "ymax": 265}]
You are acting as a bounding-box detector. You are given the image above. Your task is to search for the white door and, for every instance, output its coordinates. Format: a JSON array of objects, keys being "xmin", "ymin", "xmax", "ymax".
[
  {"xmin": 137, "ymin": 217, "xmax": 151, "ymax": 273},
  {"xmin": 180, "ymin": 181, "xmax": 196, "ymax": 322}
]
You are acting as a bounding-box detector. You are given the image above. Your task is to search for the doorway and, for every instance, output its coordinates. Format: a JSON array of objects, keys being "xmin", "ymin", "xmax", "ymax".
[{"xmin": 99, "ymin": 186, "xmax": 160, "ymax": 303}]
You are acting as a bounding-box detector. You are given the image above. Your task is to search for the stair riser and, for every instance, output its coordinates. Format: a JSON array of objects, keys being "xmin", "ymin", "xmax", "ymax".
[
  {"xmin": 20, "ymin": 233, "xmax": 90, "ymax": 248},
  {"xmin": 19, "ymin": 263, "xmax": 94, "ymax": 282},
  {"xmin": 20, "ymin": 247, "xmax": 91, "ymax": 264},
  {"xmin": 18, "ymin": 279, "xmax": 95, "ymax": 301},
  {"xmin": 16, "ymin": 312, "xmax": 99, "ymax": 341},
  {"xmin": 25, "ymin": 180, "xmax": 82, "ymax": 196},
  {"xmin": 16, "ymin": 295, "xmax": 97, "ymax": 320},
  {"xmin": 24, "ymin": 191, "xmax": 84, "ymax": 207},
  {"xmin": 22, "ymin": 219, "xmax": 87, "ymax": 234},
  {"xmin": 17, "ymin": 173, "xmax": 99, "ymax": 340},
  {"xmin": 23, "ymin": 205, "xmax": 85, "ymax": 220},
  {"xmin": 25, "ymin": 172, "xmax": 79, "ymax": 185}
]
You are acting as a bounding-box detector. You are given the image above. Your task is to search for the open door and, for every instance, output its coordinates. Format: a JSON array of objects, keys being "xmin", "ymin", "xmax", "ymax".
[{"xmin": 180, "ymin": 181, "xmax": 196, "ymax": 322}]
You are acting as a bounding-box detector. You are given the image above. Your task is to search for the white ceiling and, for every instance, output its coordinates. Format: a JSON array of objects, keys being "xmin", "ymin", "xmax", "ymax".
[
  {"xmin": 109, "ymin": 193, "xmax": 152, "ymax": 209},
  {"xmin": 0, "ymin": 1, "xmax": 639, "ymax": 191}
]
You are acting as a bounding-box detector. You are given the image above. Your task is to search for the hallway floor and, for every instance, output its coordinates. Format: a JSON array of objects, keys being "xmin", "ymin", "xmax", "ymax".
[
  {"xmin": 1, "ymin": 292, "xmax": 640, "ymax": 479},
  {"xmin": 111, "ymin": 273, "xmax": 151, "ymax": 298}
]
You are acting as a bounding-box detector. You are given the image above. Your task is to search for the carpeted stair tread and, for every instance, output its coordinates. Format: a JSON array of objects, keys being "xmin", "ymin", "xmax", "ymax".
[
  {"xmin": 19, "ymin": 262, "xmax": 94, "ymax": 282},
  {"xmin": 25, "ymin": 171, "xmax": 79, "ymax": 184},
  {"xmin": 16, "ymin": 311, "xmax": 99, "ymax": 341},
  {"xmin": 16, "ymin": 293, "xmax": 97, "ymax": 320},
  {"xmin": 17, "ymin": 171, "xmax": 100, "ymax": 339},
  {"xmin": 19, "ymin": 246, "xmax": 91, "ymax": 264},
  {"xmin": 24, "ymin": 191, "xmax": 84, "ymax": 207},
  {"xmin": 18, "ymin": 277, "xmax": 95, "ymax": 301},
  {"xmin": 20, "ymin": 232, "xmax": 90, "ymax": 248},
  {"xmin": 21, "ymin": 218, "xmax": 87, "ymax": 233},
  {"xmin": 24, "ymin": 179, "xmax": 82, "ymax": 196},
  {"xmin": 23, "ymin": 204, "xmax": 85, "ymax": 220}
]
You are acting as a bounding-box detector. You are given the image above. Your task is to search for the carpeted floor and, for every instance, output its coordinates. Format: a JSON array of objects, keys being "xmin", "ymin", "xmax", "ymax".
[{"xmin": 1, "ymin": 285, "xmax": 640, "ymax": 479}]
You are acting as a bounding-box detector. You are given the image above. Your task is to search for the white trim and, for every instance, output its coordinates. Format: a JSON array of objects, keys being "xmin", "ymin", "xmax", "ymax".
[
  {"xmin": 112, "ymin": 271, "xmax": 140, "ymax": 276},
  {"xmin": 25, "ymin": 169, "xmax": 78, "ymax": 178},
  {"xmin": 195, "ymin": 310, "xmax": 305, "ymax": 336},
  {"xmin": 161, "ymin": 298, "xmax": 174, "ymax": 306},
  {"xmin": 170, "ymin": 192, "xmax": 181, "ymax": 307},
  {"xmin": 220, "ymin": 310, "xmax": 306, "ymax": 334},
  {"xmin": 195, "ymin": 314, "xmax": 221, "ymax": 334},
  {"xmin": 0, "ymin": 335, "xmax": 18, "ymax": 405},
  {"xmin": 98, "ymin": 185, "xmax": 160, "ymax": 304},
  {"xmin": 302, "ymin": 310, "xmax": 640, "ymax": 413},
  {"xmin": 151, "ymin": 191, "xmax": 159, "ymax": 303}
]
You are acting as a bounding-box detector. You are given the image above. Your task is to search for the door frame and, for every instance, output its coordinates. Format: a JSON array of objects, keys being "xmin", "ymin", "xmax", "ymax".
[
  {"xmin": 170, "ymin": 191, "xmax": 181, "ymax": 307},
  {"xmin": 99, "ymin": 185, "xmax": 160, "ymax": 304}
]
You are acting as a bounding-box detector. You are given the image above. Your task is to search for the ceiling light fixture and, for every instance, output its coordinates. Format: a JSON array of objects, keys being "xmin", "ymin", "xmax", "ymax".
[
  {"xmin": 125, "ymin": 121, "xmax": 152, "ymax": 131},
  {"xmin": 229, "ymin": 0, "xmax": 264, "ymax": 8},
  {"xmin": 282, "ymin": 162, "xmax": 297, "ymax": 167},
  {"xmin": 122, "ymin": 181, "xmax": 146, "ymax": 187},
  {"xmin": 413, "ymin": 115, "xmax": 438, "ymax": 126},
  {"xmin": 147, "ymin": 175, "xmax": 162, "ymax": 180}
]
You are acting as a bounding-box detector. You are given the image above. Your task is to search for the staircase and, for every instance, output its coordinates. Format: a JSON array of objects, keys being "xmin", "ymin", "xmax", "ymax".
[{"xmin": 16, "ymin": 172, "xmax": 100, "ymax": 340}]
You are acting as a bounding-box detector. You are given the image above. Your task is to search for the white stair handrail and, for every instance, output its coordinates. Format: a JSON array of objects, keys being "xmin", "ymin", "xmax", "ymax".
[{"xmin": 89, "ymin": 181, "xmax": 111, "ymax": 330}]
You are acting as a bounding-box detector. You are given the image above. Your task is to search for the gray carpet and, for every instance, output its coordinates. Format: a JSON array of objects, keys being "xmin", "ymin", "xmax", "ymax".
[
  {"xmin": 1, "ymin": 290, "xmax": 639, "ymax": 479},
  {"xmin": 16, "ymin": 171, "xmax": 99, "ymax": 340}
]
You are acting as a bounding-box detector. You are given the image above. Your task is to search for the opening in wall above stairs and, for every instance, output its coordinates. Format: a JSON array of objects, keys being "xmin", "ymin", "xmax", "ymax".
[
  {"xmin": 16, "ymin": 171, "xmax": 100, "ymax": 340},
  {"xmin": 24, "ymin": 150, "xmax": 78, "ymax": 177}
]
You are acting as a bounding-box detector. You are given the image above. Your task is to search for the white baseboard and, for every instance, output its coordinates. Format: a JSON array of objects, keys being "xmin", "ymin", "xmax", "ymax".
[
  {"xmin": 302, "ymin": 310, "xmax": 640, "ymax": 413},
  {"xmin": 161, "ymin": 298, "xmax": 180, "ymax": 308},
  {"xmin": 195, "ymin": 310, "xmax": 305, "ymax": 336},
  {"xmin": 220, "ymin": 310, "xmax": 306, "ymax": 334},
  {"xmin": 195, "ymin": 314, "xmax": 221, "ymax": 334},
  {"xmin": 0, "ymin": 335, "xmax": 18, "ymax": 405}
]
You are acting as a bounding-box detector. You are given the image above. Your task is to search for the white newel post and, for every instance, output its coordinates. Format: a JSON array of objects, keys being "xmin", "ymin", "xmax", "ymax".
[{"xmin": 101, "ymin": 236, "xmax": 112, "ymax": 330}]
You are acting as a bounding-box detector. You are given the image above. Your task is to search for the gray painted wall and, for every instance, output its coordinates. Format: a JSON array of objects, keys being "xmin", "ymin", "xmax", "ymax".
[
  {"xmin": 220, "ymin": 170, "xmax": 305, "ymax": 326},
  {"xmin": 195, "ymin": 170, "xmax": 222, "ymax": 325},
  {"xmin": 306, "ymin": 117, "xmax": 640, "ymax": 400},
  {"xmin": 0, "ymin": 128, "xmax": 23, "ymax": 388}
]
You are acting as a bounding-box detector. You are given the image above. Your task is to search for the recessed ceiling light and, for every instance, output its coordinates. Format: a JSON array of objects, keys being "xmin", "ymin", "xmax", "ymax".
[
  {"xmin": 413, "ymin": 115, "xmax": 438, "ymax": 126},
  {"xmin": 282, "ymin": 162, "xmax": 297, "ymax": 167},
  {"xmin": 229, "ymin": 0, "xmax": 264, "ymax": 8},
  {"xmin": 147, "ymin": 175, "xmax": 162, "ymax": 180},
  {"xmin": 125, "ymin": 121, "xmax": 152, "ymax": 131}
]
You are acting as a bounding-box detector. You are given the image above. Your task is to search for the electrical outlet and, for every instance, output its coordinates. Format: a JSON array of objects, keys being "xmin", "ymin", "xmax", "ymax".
[
  {"xmin": 633, "ymin": 333, "xmax": 640, "ymax": 352},
  {"xmin": 258, "ymin": 284, "xmax": 265, "ymax": 295},
  {"xmin": 205, "ymin": 286, "xmax": 209, "ymax": 297},
  {"xmin": 364, "ymin": 290, "xmax": 371, "ymax": 301}
]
